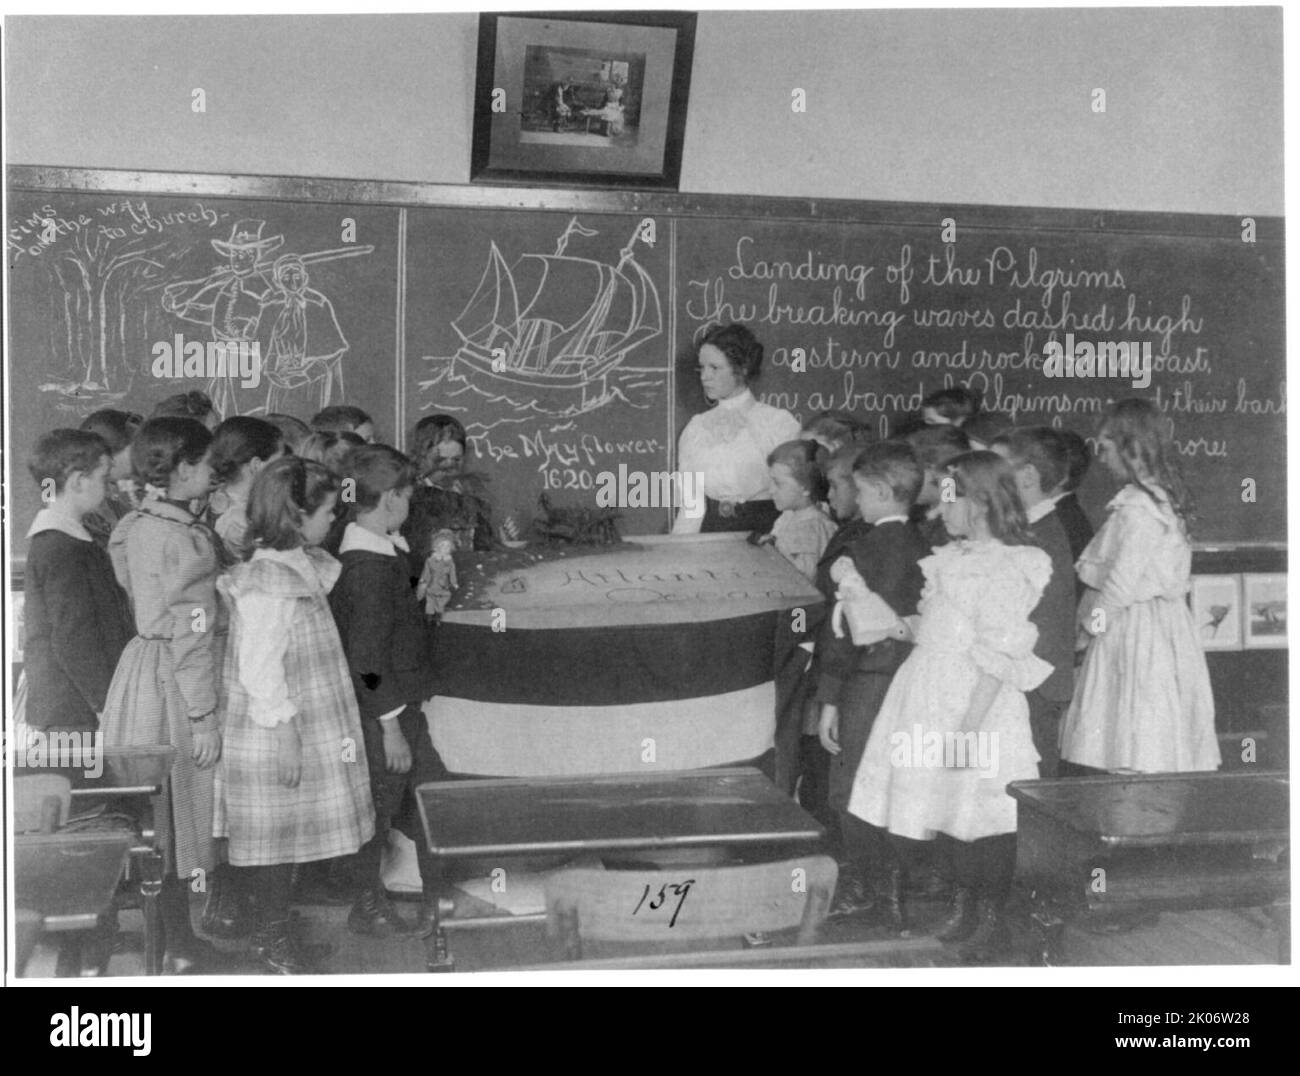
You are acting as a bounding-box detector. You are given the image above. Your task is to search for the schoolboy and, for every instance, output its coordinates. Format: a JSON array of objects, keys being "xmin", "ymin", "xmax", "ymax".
[
  {"xmin": 329, "ymin": 445, "xmax": 445, "ymax": 937},
  {"xmin": 24, "ymin": 430, "xmax": 134, "ymax": 735},
  {"xmin": 816, "ymin": 442, "xmax": 929, "ymax": 924},
  {"xmin": 993, "ymin": 427, "xmax": 1076, "ymax": 778},
  {"xmin": 1053, "ymin": 428, "xmax": 1096, "ymax": 564},
  {"xmin": 789, "ymin": 445, "xmax": 875, "ymax": 839}
]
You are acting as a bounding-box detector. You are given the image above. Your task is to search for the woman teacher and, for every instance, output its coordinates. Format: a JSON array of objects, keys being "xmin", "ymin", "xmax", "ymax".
[{"xmin": 673, "ymin": 323, "xmax": 801, "ymax": 534}]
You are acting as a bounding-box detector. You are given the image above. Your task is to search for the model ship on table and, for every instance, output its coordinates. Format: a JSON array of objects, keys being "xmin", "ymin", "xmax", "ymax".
[{"xmin": 445, "ymin": 217, "xmax": 662, "ymax": 417}]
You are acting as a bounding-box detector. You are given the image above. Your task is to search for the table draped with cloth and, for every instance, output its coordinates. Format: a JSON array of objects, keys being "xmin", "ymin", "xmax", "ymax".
[{"xmin": 423, "ymin": 534, "xmax": 824, "ymax": 777}]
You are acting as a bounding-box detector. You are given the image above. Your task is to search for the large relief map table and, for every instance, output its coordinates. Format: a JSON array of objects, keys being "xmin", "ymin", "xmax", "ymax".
[{"xmin": 425, "ymin": 534, "xmax": 824, "ymax": 777}]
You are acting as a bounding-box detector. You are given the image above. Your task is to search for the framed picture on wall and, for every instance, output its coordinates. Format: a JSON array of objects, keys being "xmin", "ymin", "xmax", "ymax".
[
  {"xmin": 1242, "ymin": 573, "xmax": 1287, "ymax": 648},
  {"xmin": 1189, "ymin": 574, "xmax": 1242, "ymax": 651},
  {"xmin": 471, "ymin": 11, "xmax": 696, "ymax": 189}
]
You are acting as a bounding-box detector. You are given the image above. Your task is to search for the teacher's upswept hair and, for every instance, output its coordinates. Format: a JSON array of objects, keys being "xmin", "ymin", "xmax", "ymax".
[{"xmin": 699, "ymin": 323, "xmax": 764, "ymax": 384}]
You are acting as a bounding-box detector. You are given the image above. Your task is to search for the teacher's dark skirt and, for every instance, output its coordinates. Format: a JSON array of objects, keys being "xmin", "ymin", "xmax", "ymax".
[{"xmin": 700, "ymin": 498, "xmax": 780, "ymax": 535}]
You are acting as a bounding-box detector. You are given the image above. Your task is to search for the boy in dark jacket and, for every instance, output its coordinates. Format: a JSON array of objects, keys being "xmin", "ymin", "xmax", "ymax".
[
  {"xmin": 816, "ymin": 442, "xmax": 930, "ymax": 927},
  {"xmin": 1053, "ymin": 428, "xmax": 1096, "ymax": 568},
  {"xmin": 24, "ymin": 430, "xmax": 134, "ymax": 737},
  {"xmin": 330, "ymin": 445, "xmax": 446, "ymax": 937},
  {"xmin": 994, "ymin": 428, "xmax": 1077, "ymax": 777},
  {"xmin": 789, "ymin": 445, "xmax": 872, "ymax": 843}
]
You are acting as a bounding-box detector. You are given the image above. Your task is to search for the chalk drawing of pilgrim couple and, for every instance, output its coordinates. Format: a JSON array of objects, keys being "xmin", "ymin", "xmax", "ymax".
[{"xmin": 162, "ymin": 218, "xmax": 372, "ymax": 416}]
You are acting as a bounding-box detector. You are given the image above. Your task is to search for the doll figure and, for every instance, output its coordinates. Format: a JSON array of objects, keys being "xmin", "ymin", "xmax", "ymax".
[
  {"xmin": 830, "ymin": 556, "xmax": 907, "ymax": 646},
  {"xmin": 418, "ymin": 529, "xmax": 458, "ymax": 617}
]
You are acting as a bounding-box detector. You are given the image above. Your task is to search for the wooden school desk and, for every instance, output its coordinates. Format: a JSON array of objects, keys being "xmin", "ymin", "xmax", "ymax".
[
  {"xmin": 1009, "ymin": 771, "xmax": 1290, "ymax": 965},
  {"xmin": 415, "ymin": 767, "xmax": 825, "ymax": 970},
  {"xmin": 40, "ymin": 744, "xmax": 175, "ymax": 975},
  {"xmin": 15, "ymin": 832, "xmax": 134, "ymax": 976}
]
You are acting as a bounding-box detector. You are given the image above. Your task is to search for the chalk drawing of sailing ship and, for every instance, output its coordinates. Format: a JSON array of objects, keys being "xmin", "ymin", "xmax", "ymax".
[{"xmin": 423, "ymin": 217, "xmax": 663, "ymax": 424}]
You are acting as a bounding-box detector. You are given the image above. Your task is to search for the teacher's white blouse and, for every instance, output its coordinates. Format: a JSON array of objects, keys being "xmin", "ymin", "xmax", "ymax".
[{"xmin": 673, "ymin": 389, "xmax": 801, "ymax": 534}]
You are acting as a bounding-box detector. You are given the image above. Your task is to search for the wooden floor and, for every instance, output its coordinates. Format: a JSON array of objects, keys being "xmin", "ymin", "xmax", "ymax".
[
  {"xmin": 1057, "ymin": 906, "xmax": 1286, "ymax": 967},
  {"xmin": 19, "ymin": 895, "xmax": 1288, "ymax": 977}
]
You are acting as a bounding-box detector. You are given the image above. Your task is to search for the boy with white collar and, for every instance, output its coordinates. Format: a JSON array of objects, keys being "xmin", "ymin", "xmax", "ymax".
[
  {"xmin": 329, "ymin": 445, "xmax": 445, "ymax": 939},
  {"xmin": 24, "ymin": 430, "xmax": 134, "ymax": 737},
  {"xmin": 817, "ymin": 442, "xmax": 929, "ymax": 927}
]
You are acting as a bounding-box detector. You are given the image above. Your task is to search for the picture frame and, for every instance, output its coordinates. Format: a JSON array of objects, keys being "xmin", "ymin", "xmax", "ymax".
[
  {"xmin": 1189, "ymin": 574, "xmax": 1242, "ymax": 651},
  {"xmin": 1242, "ymin": 573, "xmax": 1287, "ymax": 649},
  {"xmin": 471, "ymin": 11, "xmax": 696, "ymax": 189}
]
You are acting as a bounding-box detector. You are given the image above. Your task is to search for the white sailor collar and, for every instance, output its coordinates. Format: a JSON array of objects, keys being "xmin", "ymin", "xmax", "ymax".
[
  {"xmin": 27, "ymin": 507, "xmax": 92, "ymax": 542},
  {"xmin": 340, "ymin": 522, "xmax": 411, "ymax": 556}
]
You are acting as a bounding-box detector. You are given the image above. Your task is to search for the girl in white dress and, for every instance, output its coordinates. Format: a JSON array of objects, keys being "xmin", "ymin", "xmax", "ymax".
[
  {"xmin": 1060, "ymin": 399, "xmax": 1219, "ymax": 774},
  {"xmin": 847, "ymin": 451, "xmax": 1051, "ymax": 959}
]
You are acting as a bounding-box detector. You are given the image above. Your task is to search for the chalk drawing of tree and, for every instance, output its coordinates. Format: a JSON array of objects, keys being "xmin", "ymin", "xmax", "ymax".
[{"xmin": 47, "ymin": 230, "xmax": 188, "ymax": 393}]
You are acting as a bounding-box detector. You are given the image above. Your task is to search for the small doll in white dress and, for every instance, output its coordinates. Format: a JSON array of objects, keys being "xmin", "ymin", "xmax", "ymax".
[
  {"xmin": 417, "ymin": 528, "xmax": 458, "ymax": 617},
  {"xmin": 829, "ymin": 556, "xmax": 910, "ymax": 646},
  {"xmin": 762, "ymin": 440, "xmax": 837, "ymax": 581}
]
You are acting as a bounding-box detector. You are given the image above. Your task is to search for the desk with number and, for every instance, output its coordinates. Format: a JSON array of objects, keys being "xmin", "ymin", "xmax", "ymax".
[{"xmin": 415, "ymin": 767, "xmax": 825, "ymax": 969}]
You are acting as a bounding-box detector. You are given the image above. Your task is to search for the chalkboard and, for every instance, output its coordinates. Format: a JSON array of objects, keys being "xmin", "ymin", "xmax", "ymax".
[
  {"xmin": 6, "ymin": 172, "xmax": 1285, "ymax": 547},
  {"xmin": 6, "ymin": 187, "xmax": 401, "ymax": 540},
  {"xmin": 404, "ymin": 207, "xmax": 674, "ymax": 536},
  {"xmin": 675, "ymin": 215, "xmax": 1286, "ymax": 543}
]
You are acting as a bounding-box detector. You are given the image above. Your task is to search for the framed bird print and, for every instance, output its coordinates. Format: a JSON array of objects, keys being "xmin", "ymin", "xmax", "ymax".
[
  {"xmin": 1242, "ymin": 573, "xmax": 1287, "ymax": 649},
  {"xmin": 1190, "ymin": 574, "xmax": 1243, "ymax": 651}
]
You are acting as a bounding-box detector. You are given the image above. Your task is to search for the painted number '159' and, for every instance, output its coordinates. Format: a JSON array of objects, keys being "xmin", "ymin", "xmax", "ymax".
[{"xmin": 632, "ymin": 880, "xmax": 694, "ymax": 927}]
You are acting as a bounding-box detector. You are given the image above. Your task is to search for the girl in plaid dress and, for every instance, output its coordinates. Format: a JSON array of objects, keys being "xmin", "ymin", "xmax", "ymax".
[
  {"xmin": 101, "ymin": 417, "xmax": 226, "ymax": 974},
  {"xmin": 216, "ymin": 458, "xmax": 375, "ymax": 974}
]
